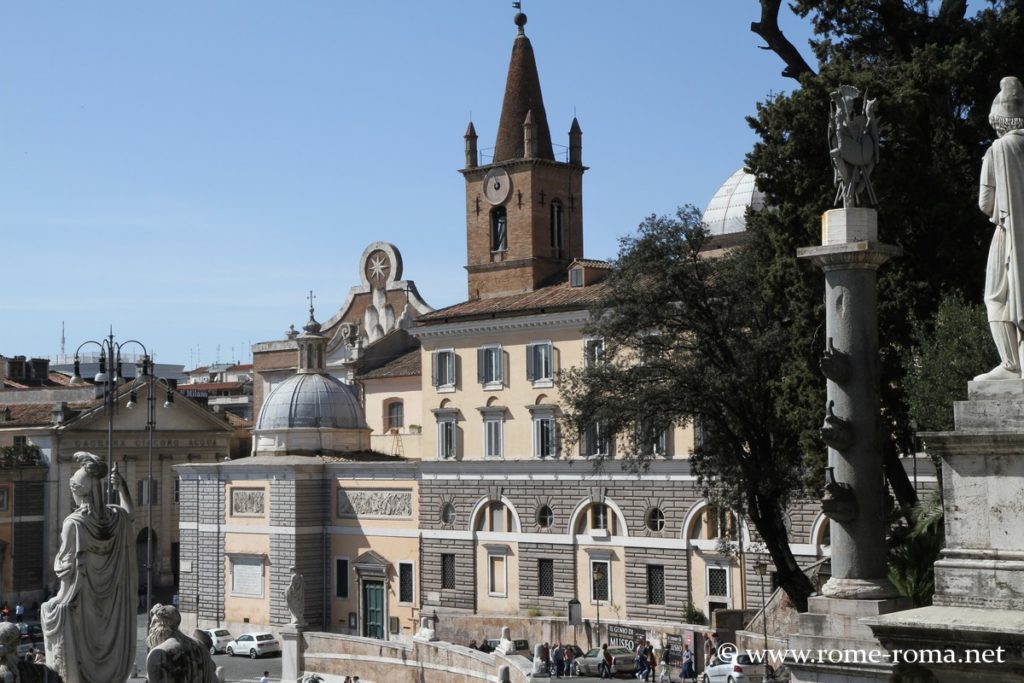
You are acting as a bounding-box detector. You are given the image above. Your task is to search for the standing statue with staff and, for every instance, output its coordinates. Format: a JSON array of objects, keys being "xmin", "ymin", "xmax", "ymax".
[
  {"xmin": 976, "ymin": 76, "xmax": 1024, "ymax": 380},
  {"xmin": 42, "ymin": 451, "xmax": 137, "ymax": 683}
]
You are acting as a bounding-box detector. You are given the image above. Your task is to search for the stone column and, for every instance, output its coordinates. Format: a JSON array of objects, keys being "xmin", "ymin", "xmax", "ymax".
[
  {"xmin": 280, "ymin": 624, "xmax": 305, "ymax": 683},
  {"xmin": 798, "ymin": 208, "xmax": 901, "ymax": 598}
]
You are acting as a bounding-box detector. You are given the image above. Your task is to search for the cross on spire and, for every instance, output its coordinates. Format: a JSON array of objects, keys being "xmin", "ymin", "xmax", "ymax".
[{"xmin": 307, "ymin": 290, "xmax": 316, "ymax": 316}]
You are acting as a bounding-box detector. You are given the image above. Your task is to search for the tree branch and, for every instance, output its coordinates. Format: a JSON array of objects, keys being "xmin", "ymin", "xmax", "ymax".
[{"xmin": 751, "ymin": 0, "xmax": 816, "ymax": 81}]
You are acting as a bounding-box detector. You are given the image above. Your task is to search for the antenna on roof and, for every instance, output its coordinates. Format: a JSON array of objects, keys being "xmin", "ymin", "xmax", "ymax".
[{"xmin": 61, "ymin": 321, "xmax": 66, "ymax": 355}]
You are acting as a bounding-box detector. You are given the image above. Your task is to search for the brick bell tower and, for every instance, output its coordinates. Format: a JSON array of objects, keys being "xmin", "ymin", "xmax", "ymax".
[{"xmin": 461, "ymin": 10, "xmax": 586, "ymax": 300}]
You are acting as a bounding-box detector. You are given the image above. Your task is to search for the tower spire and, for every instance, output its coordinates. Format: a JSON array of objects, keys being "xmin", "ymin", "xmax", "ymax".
[{"xmin": 493, "ymin": 9, "xmax": 554, "ymax": 162}]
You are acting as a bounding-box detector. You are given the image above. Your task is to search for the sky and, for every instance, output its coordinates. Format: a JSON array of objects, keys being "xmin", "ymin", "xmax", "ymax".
[{"xmin": 0, "ymin": 1, "xmax": 815, "ymax": 369}]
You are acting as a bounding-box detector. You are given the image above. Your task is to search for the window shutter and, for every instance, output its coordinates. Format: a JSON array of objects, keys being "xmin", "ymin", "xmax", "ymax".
[
  {"xmin": 477, "ymin": 348, "xmax": 486, "ymax": 384},
  {"xmin": 451, "ymin": 353, "xmax": 458, "ymax": 387},
  {"xmin": 137, "ymin": 480, "xmax": 144, "ymax": 504},
  {"xmin": 151, "ymin": 479, "xmax": 160, "ymax": 505},
  {"xmin": 501, "ymin": 350, "xmax": 509, "ymax": 384},
  {"xmin": 526, "ymin": 344, "xmax": 536, "ymax": 381},
  {"xmin": 554, "ymin": 421, "xmax": 561, "ymax": 457},
  {"xmin": 431, "ymin": 351, "xmax": 439, "ymax": 387},
  {"xmin": 552, "ymin": 344, "xmax": 559, "ymax": 375}
]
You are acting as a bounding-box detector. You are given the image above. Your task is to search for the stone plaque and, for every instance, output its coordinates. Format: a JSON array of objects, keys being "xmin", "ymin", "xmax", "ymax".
[
  {"xmin": 231, "ymin": 556, "xmax": 263, "ymax": 597},
  {"xmin": 231, "ymin": 488, "xmax": 265, "ymax": 517},
  {"xmin": 337, "ymin": 488, "xmax": 412, "ymax": 519}
]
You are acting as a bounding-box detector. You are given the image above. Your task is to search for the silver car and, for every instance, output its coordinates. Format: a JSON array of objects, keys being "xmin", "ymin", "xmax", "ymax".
[
  {"xmin": 575, "ymin": 646, "xmax": 637, "ymax": 676},
  {"xmin": 703, "ymin": 651, "xmax": 769, "ymax": 683}
]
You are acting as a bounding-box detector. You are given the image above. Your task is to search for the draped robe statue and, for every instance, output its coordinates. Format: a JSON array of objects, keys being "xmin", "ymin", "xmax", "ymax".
[{"xmin": 42, "ymin": 452, "xmax": 136, "ymax": 683}]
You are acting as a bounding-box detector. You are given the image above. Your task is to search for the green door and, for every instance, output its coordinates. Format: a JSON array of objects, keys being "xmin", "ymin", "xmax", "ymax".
[{"xmin": 363, "ymin": 580, "xmax": 385, "ymax": 639}]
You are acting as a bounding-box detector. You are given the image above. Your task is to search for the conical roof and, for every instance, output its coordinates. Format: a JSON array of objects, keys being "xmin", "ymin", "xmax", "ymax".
[{"xmin": 494, "ymin": 13, "xmax": 554, "ymax": 162}]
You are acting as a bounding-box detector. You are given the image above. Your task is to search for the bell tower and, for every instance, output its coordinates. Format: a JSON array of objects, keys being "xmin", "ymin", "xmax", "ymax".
[{"xmin": 461, "ymin": 11, "xmax": 587, "ymax": 300}]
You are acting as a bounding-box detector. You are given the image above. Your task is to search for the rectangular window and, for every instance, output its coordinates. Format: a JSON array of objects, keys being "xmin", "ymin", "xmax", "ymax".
[
  {"xmin": 591, "ymin": 560, "xmax": 610, "ymax": 603},
  {"xmin": 230, "ymin": 556, "xmax": 264, "ymax": 597},
  {"xmin": 584, "ymin": 421, "xmax": 610, "ymax": 458},
  {"xmin": 335, "ymin": 558, "xmax": 350, "ymax": 598},
  {"xmin": 708, "ymin": 566, "xmax": 729, "ymax": 597},
  {"xmin": 437, "ymin": 418, "xmax": 457, "ymax": 460},
  {"xmin": 489, "ymin": 555, "xmax": 506, "ymax": 596},
  {"xmin": 538, "ymin": 559, "xmax": 554, "ymax": 597},
  {"xmin": 173, "ymin": 479, "xmax": 180, "ymax": 503},
  {"xmin": 647, "ymin": 565, "xmax": 666, "ymax": 605},
  {"xmin": 431, "ymin": 349, "xmax": 456, "ymax": 389},
  {"xmin": 387, "ymin": 402, "xmax": 404, "ymax": 430},
  {"xmin": 12, "ymin": 436, "xmax": 26, "ymax": 447},
  {"xmin": 484, "ymin": 417, "xmax": 503, "ymax": 458},
  {"xmin": 477, "ymin": 345, "xmax": 503, "ymax": 387},
  {"xmin": 525, "ymin": 342, "xmax": 553, "ymax": 384},
  {"xmin": 0, "ymin": 487, "xmax": 8, "ymax": 512},
  {"xmin": 441, "ymin": 554, "xmax": 456, "ymax": 590},
  {"xmin": 583, "ymin": 337, "xmax": 604, "ymax": 366},
  {"xmin": 569, "ymin": 267, "xmax": 583, "ymax": 287},
  {"xmin": 534, "ymin": 416, "xmax": 558, "ymax": 459},
  {"xmin": 399, "ymin": 562, "xmax": 414, "ymax": 604},
  {"xmin": 137, "ymin": 478, "xmax": 159, "ymax": 506}
]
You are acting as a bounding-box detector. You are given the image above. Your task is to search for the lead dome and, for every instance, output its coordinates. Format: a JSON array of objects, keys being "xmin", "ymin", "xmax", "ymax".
[{"xmin": 702, "ymin": 168, "xmax": 764, "ymax": 235}]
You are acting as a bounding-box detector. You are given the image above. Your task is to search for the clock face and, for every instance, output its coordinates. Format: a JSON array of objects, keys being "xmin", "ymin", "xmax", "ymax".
[{"xmin": 483, "ymin": 168, "xmax": 512, "ymax": 205}]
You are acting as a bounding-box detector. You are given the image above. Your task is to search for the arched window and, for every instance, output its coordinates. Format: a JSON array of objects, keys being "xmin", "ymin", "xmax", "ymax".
[
  {"xmin": 491, "ymin": 207, "xmax": 508, "ymax": 252},
  {"xmin": 386, "ymin": 400, "xmax": 404, "ymax": 430},
  {"xmin": 575, "ymin": 502, "xmax": 618, "ymax": 535},
  {"xmin": 474, "ymin": 500, "xmax": 519, "ymax": 532},
  {"xmin": 688, "ymin": 504, "xmax": 738, "ymax": 541},
  {"xmin": 550, "ymin": 199, "xmax": 563, "ymax": 256}
]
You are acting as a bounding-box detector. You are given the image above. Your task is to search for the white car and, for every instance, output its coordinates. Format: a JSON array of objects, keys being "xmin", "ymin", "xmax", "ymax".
[
  {"xmin": 225, "ymin": 632, "xmax": 281, "ymax": 659},
  {"xmin": 703, "ymin": 651, "xmax": 769, "ymax": 683},
  {"xmin": 200, "ymin": 628, "xmax": 234, "ymax": 655}
]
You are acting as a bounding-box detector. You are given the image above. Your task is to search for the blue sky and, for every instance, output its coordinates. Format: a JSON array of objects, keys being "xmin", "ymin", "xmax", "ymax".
[{"xmin": 0, "ymin": 2, "xmax": 814, "ymax": 369}]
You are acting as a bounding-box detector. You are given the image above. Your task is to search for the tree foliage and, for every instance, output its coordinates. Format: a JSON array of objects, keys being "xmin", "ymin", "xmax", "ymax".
[
  {"xmin": 747, "ymin": 1, "xmax": 1024, "ymax": 508},
  {"xmin": 560, "ymin": 207, "xmax": 816, "ymax": 611}
]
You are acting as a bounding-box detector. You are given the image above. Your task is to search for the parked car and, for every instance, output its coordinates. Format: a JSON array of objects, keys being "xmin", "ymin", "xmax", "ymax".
[
  {"xmin": 483, "ymin": 637, "xmax": 531, "ymax": 657},
  {"xmin": 200, "ymin": 628, "xmax": 234, "ymax": 655},
  {"xmin": 225, "ymin": 632, "xmax": 281, "ymax": 659},
  {"xmin": 575, "ymin": 646, "xmax": 636, "ymax": 676},
  {"xmin": 702, "ymin": 651, "xmax": 769, "ymax": 683}
]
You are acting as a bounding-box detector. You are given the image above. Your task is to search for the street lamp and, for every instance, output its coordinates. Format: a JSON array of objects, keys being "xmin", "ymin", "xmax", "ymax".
[
  {"xmin": 754, "ymin": 560, "xmax": 770, "ymax": 681},
  {"xmin": 70, "ymin": 331, "xmax": 174, "ymax": 618},
  {"xmin": 592, "ymin": 563, "xmax": 606, "ymax": 646}
]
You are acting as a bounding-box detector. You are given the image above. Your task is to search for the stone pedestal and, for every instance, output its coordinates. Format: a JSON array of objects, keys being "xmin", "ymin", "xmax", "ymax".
[
  {"xmin": 281, "ymin": 624, "xmax": 305, "ymax": 683},
  {"xmin": 866, "ymin": 381, "xmax": 1024, "ymax": 680},
  {"xmin": 788, "ymin": 596, "xmax": 911, "ymax": 683}
]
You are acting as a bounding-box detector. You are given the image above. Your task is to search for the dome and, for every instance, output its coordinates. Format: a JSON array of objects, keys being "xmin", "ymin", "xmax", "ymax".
[
  {"xmin": 255, "ymin": 372, "xmax": 367, "ymax": 431},
  {"xmin": 701, "ymin": 169, "xmax": 764, "ymax": 235}
]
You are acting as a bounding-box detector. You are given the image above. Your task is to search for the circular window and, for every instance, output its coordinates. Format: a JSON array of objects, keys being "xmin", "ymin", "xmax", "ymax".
[
  {"xmin": 536, "ymin": 505, "xmax": 554, "ymax": 528},
  {"xmin": 645, "ymin": 507, "xmax": 666, "ymax": 532},
  {"xmin": 441, "ymin": 503, "xmax": 457, "ymax": 525}
]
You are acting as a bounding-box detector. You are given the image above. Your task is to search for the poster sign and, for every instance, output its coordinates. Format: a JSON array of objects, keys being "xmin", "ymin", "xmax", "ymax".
[
  {"xmin": 665, "ymin": 633, "xmax": 684, "ymax": 664},
  {"xmin": 607, "ymin": 624, "xmax": 646, "ymax": 650}
]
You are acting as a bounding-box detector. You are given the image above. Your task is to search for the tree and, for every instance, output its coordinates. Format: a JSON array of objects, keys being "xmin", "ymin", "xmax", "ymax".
[
  {"xmin": 559, "ymin": 207, "xmax": 817, "ymax": 612},
  {"xmin": 747, "ymin": 1, "xmax": 1024, "ymax": 513}
]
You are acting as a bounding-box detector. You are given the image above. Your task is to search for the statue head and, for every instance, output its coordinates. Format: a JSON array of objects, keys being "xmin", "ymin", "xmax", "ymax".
[
  {"xmin": 990, "ymin": 77, "xmax": 1024, "ymax": 137},
  {"xmin": 70, "ymin": 451, "xmax": 107, "ymax": 509},
  {"xmin": 146, "ymin": 603, "xmax": 182, "ymax": 649}
]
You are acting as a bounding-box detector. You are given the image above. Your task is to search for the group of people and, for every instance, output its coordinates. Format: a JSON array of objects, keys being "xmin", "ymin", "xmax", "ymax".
[
  {"xmin": 0, "ymin": 602, "xmax": 27, "ymax": 623},
  {"xmin": 537, "ymin": 641, "xmax": 576, "ymax": 678}
]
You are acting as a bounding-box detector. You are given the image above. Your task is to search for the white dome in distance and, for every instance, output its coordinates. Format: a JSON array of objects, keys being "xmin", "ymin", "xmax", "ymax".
[{"xmin": 701, "ymin": 169, "xmax": 764, "ymax": 236}]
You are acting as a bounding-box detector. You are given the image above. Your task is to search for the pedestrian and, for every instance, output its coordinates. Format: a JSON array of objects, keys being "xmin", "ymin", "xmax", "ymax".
[
  {"xmin": 553, "ymin": 642, "xmax": 565, "ymax": 678},
  {"xmin": 635, "ymin": 640, "xmax": 646, "ymax": 679},
  {"xmin": 0, "ymin": 602, "xmax": 8, "ymax": 621},
  {"xmin": 598, "ymin": 643, "xmax": 613, "ymax": 679},
  {"xmin": 564, "ymin": 645, "xmax": 574, "ymax": 678},
  {"xmin": 542, "ymin": 642, "xmax": 551, "ymax": 673},
  {"xmin": 681, "ymin": 643, "xmax": 695, "ymax": 682},
  {"xmin": 259, "ymin": 671, "xmax": 270, "ymax": 683},
  {"xmin": 703, "ymin": 632, "xmax": 720, "ymax": 670},
  {"xmin": 646, "ymin": 646, "xmax": 657, "ymax": 682},
  {"xmin": 14, "ymin": 602, "xmax": 23, "ymax": 623}
]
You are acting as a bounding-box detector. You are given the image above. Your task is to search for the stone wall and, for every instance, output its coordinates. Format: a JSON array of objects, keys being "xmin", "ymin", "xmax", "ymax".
[
  {"xmin": 623, "ymin": 546, "xmax": 688, "ymax": 621},
  {"xmin": 421, "ymin": 537, "xmax": 476, "ymax": 610},
  {"xmin": 518, "ymin": 542, "xmax": 575, "ymax": 613},
  {"xmin": 177, "ymin": 477, "xmax": 225, "ymax": 621}
]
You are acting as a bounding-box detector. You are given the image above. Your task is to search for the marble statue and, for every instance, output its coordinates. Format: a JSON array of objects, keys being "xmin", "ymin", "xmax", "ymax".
[
  {"xmin": 145, "ymin": 604, "xmax": 221, "ymax": 683},
  {"xmin": 976, "ymin": 76, "xmax": 1024, "ymax": 380},
  {"xmin": 42, "ymin": 452, "xmax": 136, "ymax": 683},
  {"xmin": 829, "ymin": 84, "xmax": 880, "ymax": 207},
  {"xmin": 413, "ymin": 616, "xmax": 437, "ymax": 642},
  {"xmin": 284, "ymin": 567, "xmax": 305, "ymax": 625},
  {"xmin": 494, "ymin": 626, "xmax": 516, "ymax": 655},
  {"xmin": 0, "ymin": 623, "xmax": 18, "ymax": 683},
  {"xmin": 531, "ymin": 644, "xmax": 546, "ymax": 674}
]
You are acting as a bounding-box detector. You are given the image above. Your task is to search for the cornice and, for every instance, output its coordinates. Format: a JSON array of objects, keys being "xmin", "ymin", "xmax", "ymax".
[{"xmin": 410, "ymin": 309, "xmax": 590, "ymax": 340}]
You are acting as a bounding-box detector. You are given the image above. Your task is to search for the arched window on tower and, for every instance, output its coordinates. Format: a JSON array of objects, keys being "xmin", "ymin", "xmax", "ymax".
[
  {"xmin": 491, "ymin": 207, "xmax": 508, "ymax": 253},
  {"xmin": 550, "ymin": 199, "xmax": 563, "ymax": 257}
]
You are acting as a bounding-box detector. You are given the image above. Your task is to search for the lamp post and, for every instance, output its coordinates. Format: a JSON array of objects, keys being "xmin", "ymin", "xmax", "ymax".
[
  {"xmin": 592, "ymin": 563, "xmax": 606, "ymax": 647},
  {"xmin": 754, "ymin": 560, "xmax": 770, "ymax": 681},
  {"xmin": 70, "ymin": 331, "xmax": 174, "ymax": 618}
]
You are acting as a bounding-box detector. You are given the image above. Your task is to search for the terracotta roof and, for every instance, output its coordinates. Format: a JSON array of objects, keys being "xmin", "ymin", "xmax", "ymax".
[
  {"xmin": 48, "ymin": 371, "xmax": 73, "ymax": 386},
  {"xmin": 227, "ymin": 364, "xmax": 253, "ymax": 372},
  {"xmin": 494, "ymin": 20, "xmax": 553, "ymax": 162},
  {"xmin": 225, "ymin": 412, "xmax": 253, "ymax": 428},
  {"xmin": 357, "ymin": 348, "xmax": 422, "ymax": 379},
  {"xmin": 418, "ymin": 279, "xmax": 607, "ymax": 324},
  {"xmin": 571, "ymin": 259, "xmax": 612, "ymax": 269},
  {"xmin": 185, "ymin": 366, "xmax": 209, "ymax": 375},
  {"xmin": 0, "ymin": 402, "xmax": 93, "ymax": 428}
]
